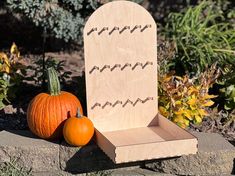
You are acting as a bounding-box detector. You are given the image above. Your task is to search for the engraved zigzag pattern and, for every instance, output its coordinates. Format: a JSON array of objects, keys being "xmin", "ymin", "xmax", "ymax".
[
  {"xmin": 89, "ymin": 61, "xmax": 153, "ymax": 74},
  {"xmin": 91, "ymin": 97, "xmax": 154, "ymax": 110}
]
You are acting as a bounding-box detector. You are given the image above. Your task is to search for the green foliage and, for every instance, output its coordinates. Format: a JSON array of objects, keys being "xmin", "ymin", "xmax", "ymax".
[
  {"xmin": 220, "ymin": 85, "xmax": 235, "ymax": 110},
  {"xmin": 6, "ymin": 0, "xmax": 143, "ymax": 43},
  {"xmin": 157, "ymin": 38, "xmax": 176, "ymax": 75},
  {"xmin": 0, "ymin": 43, "xmax": 26, "ymax": 110},
  {"xmin": 0, "ymin": 159, "xmax": 32, "ymax": 176},
  {"xmin": 27, "ymin": 56, "xmax": 71, "ymax": 86},
  {"xmin": 6, "ymin": 0, "xmax": 92, "ymax": 42},
  {"xmin": 216, "ymin": 65, "xmax": 235, "ymax": 111},
  {"xmin": 0, "ymin": 74, "xmax": 10, "ymax": 109},
  {"xmin": 164, "ymin": 1, "xmax": 235, "ymax": 76}
]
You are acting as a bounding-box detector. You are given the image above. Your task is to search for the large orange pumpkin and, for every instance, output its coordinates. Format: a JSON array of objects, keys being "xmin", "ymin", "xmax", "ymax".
[
  {"xmin": 27, "ymin": 67, "xmax": 83, "ymax": 139},
  {"xmin": 63, "ymin": 109, "xmax": 94, "ymax": 146}
]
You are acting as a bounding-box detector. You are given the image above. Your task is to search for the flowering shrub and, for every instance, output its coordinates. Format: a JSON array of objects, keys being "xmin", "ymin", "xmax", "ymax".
[
  {"xmin": 0, "ymin": 43, "xmax": 25, "ymax": 109},
  {"xmin": 158, "ymin": 65, "xmax": 219, "ymax": 128}
]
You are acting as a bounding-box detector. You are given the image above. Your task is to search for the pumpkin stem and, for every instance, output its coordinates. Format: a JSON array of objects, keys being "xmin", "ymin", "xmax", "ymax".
[
  {"xmin": 76, "ymin": 108, "xmax": 82, "ymax": 118},
  {"xmin": 47, "ymin": 67, "xmax": 61, "ymax": 96}
]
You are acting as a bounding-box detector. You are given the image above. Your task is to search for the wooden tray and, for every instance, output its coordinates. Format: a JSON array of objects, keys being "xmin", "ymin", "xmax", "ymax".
[{"xmin": 84, "ymin": 0, "xmax": 198, "ymax": 163}]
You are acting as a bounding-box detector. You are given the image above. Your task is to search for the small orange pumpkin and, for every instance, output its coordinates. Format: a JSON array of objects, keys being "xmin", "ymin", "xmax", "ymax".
[
  {"xmin": 27, "ymin": 67, "xmax": 83, "ymax": 139},
  {"xmin": 63, "ymin": 109, "xmax": 94, "ymax": 146}
]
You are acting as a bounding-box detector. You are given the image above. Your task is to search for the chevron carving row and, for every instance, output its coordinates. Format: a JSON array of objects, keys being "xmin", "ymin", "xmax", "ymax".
[
  {"xmin": 91, "ymin": 97, "xmax": 154, "ymax": 110},
  {"xmin": 89, "ymin": 61, "xmax": 153, "ymax": 74}
]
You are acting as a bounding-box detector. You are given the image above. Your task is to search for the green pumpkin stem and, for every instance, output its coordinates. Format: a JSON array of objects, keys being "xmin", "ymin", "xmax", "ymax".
[
  {"xmin": 47, "ymin": 67, "xmax": 61, "ymax": 96},
  {"xmin": 76, "ymin": 108, "xmax": 82, "ymax": 118}
]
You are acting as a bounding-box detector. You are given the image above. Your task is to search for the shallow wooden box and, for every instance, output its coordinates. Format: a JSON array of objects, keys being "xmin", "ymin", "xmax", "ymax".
[
  {"xmin": 84, "ymin": 1, "xmax": 198, "ymax": 163},
  {"xmin": 95, "ymin": 114, "xmax": 197, "ymax": 163}
]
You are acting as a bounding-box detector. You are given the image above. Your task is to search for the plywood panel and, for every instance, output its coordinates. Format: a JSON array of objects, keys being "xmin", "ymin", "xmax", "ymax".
[
  {"xmin": 84, "ymin": 1, "xmax": 157, "ymax": 132},
  {"xmin": 103, "ymin": 126, "xmax": 175, "ymax": 146},
  {"xmin": 115, "ymin": 138, "xmax": 198, "ymax": 163},
  {"xmin": 157, "ymin": 114, "xmax": 196, "ymax": 140},
  {"xmin": 84, "ymin": 1, "xmax": 198, "ymax": 164}
]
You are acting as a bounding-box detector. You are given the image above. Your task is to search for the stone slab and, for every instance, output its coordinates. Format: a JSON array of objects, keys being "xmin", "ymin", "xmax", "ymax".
[
  {"xmin": 32, "ymin": 168, "xmax": 174, "ymax": 176},
  {"xmin": 111, "ymin": 168, "xmax": 174, "ymax": 176},
  {"xmin": 0, "ymin": 130, "xmax": 60, "ymax": 172},
  {"xmin": 59, "ymin": 141, "xmax": 140, "ymax": 173},
  {"xmin": 1, "ymin": 130, "xmax": 235, "ymax": 175},
  {"xmin": 145, "ymin": 132, "xmax": 235, "ymax": 175}
]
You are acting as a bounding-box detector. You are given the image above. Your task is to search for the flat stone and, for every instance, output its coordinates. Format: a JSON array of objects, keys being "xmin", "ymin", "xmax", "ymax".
[
  {"xmin": 0, "ymin": 130, "xmax": 60, "ymax": 172},
  {"xmin": 3, "ymin": 105, "xmax": 17, "ymax": 114},
  {"xmin": 1, "ymin": 130, "xmax": 235, "ymax": 175},
  {"xmin": 145, "ymin": 132, "xmax": 235, "ymax": 175},
  {"xmin": 59, "ymin": 141, "xmax": 140, "ymax": 173},
  {"xmin": 111, "ymin": 168, "xmax": 174, "ymax": 176}
]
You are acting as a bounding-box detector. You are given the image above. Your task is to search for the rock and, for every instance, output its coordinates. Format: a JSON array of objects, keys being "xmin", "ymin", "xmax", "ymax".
[
  {"xmin": 1, "ymin": 130, "xmax": 235, "ymax": 175},
  {"xmin": 111, "ymin": 168, "xmax": 174, "ymax": 176},
  {"xmin": 145, "ymin": 132, "xmax": 235, "ymax": 175},
  {"xmin": 3, "ymin": 105, "xmax": 17, "ymax": 114},
  {"xmin": 0, "ymin": 130, "xmax": 60, "ymax": 172},
  {"xmin": 59, "ymin": 141, "xmax": 139, "ymax": 173}
]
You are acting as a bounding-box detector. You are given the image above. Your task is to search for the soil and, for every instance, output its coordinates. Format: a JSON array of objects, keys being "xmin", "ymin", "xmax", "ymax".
[
  {"xmin": 189, "ymin": 110, "xmax": 235, "ymax": 142},
  {"xmin": 0, "ymin": 50, "xmax": 87, "ymax": 131}
]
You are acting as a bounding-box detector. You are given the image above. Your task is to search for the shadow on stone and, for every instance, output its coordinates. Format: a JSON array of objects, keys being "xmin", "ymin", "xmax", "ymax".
[
  {"xmin": 229, "ymin": 140, "xmax": 235, "ymax": 147},
  {"xmin": 232, "ymin": 158, "xmax": 235, "ymax": 175},
  {"xmin": 61, "ymin": 141, "xmax": 144, "ymax": 174}
]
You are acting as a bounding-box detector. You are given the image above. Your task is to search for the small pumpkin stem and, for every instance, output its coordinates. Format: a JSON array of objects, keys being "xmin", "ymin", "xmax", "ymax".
[
  {"xmin": 47, "ymin": 67, "xmax": 61, "ymax": 96},
  {"xmin": 76, "ymin": 108, "xmax": 82, "ymax": 118}
]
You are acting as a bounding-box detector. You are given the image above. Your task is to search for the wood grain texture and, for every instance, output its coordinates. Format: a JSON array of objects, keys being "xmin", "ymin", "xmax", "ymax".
[
  {"xmin": 84, "ymin": 0, "xmax": 157, "ymax": 132},
  {"xmin": 96, "ymin": 114, "xmax": 197, "ymax": 163},
  {"xmin": 84, "ymin": 1, "xmax": 198, "ymax": 163}
]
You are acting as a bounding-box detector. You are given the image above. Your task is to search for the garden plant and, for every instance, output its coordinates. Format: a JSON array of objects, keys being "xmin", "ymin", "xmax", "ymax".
[{"xmin": 0, "ymin": 0, "xmax": 235, "ymax": 174}]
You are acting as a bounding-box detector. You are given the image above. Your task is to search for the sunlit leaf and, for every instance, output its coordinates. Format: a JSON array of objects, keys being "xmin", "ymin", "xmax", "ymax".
[
  {"xmin": 203, "ymin": 94, "xmax": 218, "ymax": 99},
  {"xmin": 184, "ymin": 110, "xmax": 193, "ymax": 120},
  {"xmin": 188, "ymin": 86, "xmax": 199, "ymax": 95},
  {"xmin": 195, "ymin": 115, "xmax": 202, "ymax": 124},
  {"xmin": 187, "ymin": 95, "xmax": 197, "ymax": 106},
  {"xmin": 159, "ymin": 106, "xmax": 169, "ymax": 117},
  {"xmin": 10, "ymin": 42, "xmax": 20, "ymax": 57},
  {"xmin": 203, "ymin": 100, "xmax": 214, "ymax": 107},
  {"xmin": 175, "ymin": 109, "xmax": 184, "ymax": 115},
  {"xmin": 198, "ymin": 108, "xmax": 208, "ymax": 116}
]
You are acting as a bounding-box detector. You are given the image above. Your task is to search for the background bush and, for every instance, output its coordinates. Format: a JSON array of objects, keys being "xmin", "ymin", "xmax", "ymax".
[
  {"xmin": 6, "ymin": 0, "xmax": 144, "ymax": 44},
  {"xmin": 163, "ymin": 1, "xmax": 235, "ymax": 76}
]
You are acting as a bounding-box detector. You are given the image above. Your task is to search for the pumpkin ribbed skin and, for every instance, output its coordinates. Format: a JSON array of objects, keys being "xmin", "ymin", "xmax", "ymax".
[
  {"xmin": 63, "ymin": 111, "xmax": 94, "ymax": 146},
  {"xmin": 27, "ymin": 67, "xmax": 83, "ymax": 139},
  {"xmin": 27, "ymin": 91, "xmax": 83, "ymax": 139}
]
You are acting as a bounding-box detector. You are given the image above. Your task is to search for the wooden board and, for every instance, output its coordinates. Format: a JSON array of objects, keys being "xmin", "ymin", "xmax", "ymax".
[
  {"xmin": 84, "ymin": 1, "xmax": 198, "ymax": 163},
  {"xmin": 84, "ymin": 0, "xmax": 157, "ymax": 132},
  {"xmin": 95, "ymin": 114, "xmax": 198, "ymax": 163}
]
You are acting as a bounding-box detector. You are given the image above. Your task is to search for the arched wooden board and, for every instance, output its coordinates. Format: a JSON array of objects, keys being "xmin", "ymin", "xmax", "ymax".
[
  {"xmin": 84, "ymin": 1, "xmax": 198, "ymax": 164},
  {"xmin": 84, "ymin": 1, "xmax": 157, "ymax": 132}
]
